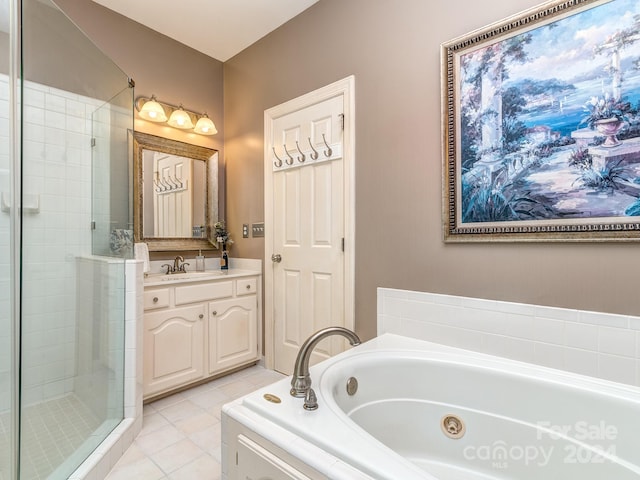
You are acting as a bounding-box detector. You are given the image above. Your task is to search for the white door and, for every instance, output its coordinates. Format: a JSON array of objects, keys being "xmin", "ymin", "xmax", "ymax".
[
  {"xmin": 265, "ymin": 77, "xmax": 355, "ymax": 374},
  {"xmin": 153, "ymin": 152, "xmax": 192, "ymax": 237}
]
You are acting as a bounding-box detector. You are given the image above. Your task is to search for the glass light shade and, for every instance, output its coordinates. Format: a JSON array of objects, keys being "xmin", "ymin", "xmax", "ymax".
[
  {"xmin": 194, "ymin": 114, "xmax": 217, "ymax": 135},
  {"xmin": 138, "ymin": 98, "xmax": 167, "ymax": 122},
  {"xmin": 167, "ymin": 107, "xmax": 194, "ymax": 129}
]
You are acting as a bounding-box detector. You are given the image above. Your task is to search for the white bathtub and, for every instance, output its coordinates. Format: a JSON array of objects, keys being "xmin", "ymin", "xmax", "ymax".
[{"xmin": 223, "ymin": 334, "xmax": 640, "ymax": 479}]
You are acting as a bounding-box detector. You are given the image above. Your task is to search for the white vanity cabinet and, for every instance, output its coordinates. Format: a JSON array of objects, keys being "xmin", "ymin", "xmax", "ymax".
[{"xmin": 143, "ymin": 271, "xmax": 261, "ymax": 400}]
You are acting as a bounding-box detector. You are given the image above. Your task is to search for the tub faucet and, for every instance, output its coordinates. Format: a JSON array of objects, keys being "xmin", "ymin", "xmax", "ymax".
[{"xmin": 290, "ymin": 327, "xmax": 361, "ymax": 408}]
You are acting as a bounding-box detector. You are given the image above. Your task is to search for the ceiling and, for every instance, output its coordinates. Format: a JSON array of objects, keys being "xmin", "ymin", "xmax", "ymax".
[{"xmin": 92, "ymin": 0, "xmax": 319, "ymax": 62}]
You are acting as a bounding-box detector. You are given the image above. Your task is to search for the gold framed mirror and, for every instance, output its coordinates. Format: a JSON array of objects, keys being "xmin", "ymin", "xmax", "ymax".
[{"xmin": 132, "ymin": 131, "xmax": 219, "ymax": 251}]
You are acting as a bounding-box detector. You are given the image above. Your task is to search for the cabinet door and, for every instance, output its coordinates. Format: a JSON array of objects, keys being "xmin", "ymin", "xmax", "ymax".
[
  {"xmin": 209, "ymin": 296, "xmax": 258, "ymax": 374},
  {"xmin": 144, "ymin": 304, "xmax": 206, "ymax": 397}
]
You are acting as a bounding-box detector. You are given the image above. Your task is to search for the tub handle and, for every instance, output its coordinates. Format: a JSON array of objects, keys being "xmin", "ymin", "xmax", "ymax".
[{"xmin": 303, "ymin": 388, "xmax": 318, "ymax": 411}]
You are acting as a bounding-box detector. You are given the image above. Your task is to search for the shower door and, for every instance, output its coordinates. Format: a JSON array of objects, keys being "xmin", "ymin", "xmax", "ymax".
[
  {"xmin": 0, "ymin": 0, "xmax": 133, "ymax": 476},
  {"xmin": 16, "ymin": 0, "xmax": 133, "ymax": 478},
  {"xmin": 0, "ymin": 0, "xmax": 18, "ymax": 478}
]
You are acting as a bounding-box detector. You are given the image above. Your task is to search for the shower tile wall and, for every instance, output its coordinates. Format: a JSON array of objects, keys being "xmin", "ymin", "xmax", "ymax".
[
  {"xmin": 22, "ymin": 78, "xmax": 101, "ymax": 407},
  {"xmin": 378, "ymin": 287, "xmax": 640, "ymax": 387},
  {"xmin": 0, "ymin": 74, "xmax": 108, "ymax": 412}
]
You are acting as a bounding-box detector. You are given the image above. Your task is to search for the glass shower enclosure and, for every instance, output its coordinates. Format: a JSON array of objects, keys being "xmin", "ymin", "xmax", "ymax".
[{"xmin": 0, "ymin": 0, "xmax": 133, "ymax": 478}]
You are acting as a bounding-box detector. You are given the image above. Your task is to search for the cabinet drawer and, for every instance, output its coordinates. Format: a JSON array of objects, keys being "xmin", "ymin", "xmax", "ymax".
[
  {"xmin": 236, "ymin": 277, "xmax": 257, "ymax": 296},
  {"xmin": 144, "ymin": 288, "xmax": 170, "ymax": 310},
  {"xmin": 175, "ymin": 281, "xmax": 233, "ymax": 305}
]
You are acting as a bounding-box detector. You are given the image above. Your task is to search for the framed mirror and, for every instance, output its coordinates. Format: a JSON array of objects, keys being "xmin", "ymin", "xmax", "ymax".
[{"xmin": 133, "ymin": 131, "xmax": 219, "ymax": 251}]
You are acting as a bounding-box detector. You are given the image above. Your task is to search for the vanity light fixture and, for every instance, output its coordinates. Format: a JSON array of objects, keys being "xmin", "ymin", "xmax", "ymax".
[{"xmin": 135, "ymin": 95, "xmax": 217, "ymax": 136}]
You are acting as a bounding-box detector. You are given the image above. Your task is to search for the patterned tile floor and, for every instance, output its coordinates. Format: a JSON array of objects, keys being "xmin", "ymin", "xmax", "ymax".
[
  {"xmin": 105, "ymin": 365, "xmax": 285, "ymax": 480},
  {"xmin": 0, "ymin": 394, "xmax": 103, "ymax": 480}
]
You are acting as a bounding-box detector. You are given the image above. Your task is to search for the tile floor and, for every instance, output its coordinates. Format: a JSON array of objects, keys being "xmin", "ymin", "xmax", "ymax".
[
  {"xmin": 105, "ymin": 365, "xmax": 285, "ymax": 480},
  {"xmin": 0, "ymin": 394, "xmax": 103, "ymax": 480}
]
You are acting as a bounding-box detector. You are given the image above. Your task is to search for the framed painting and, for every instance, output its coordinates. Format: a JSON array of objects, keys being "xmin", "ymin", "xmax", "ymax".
[{"xmin": 442, "ymin": 0, "xmax": 640, "ymax": 242}]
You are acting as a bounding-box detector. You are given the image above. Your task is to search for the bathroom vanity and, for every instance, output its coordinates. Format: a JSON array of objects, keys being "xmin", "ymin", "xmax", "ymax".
[{"xmin": 143, "ymin": 268, "xmax": 261, "ymax": 400}]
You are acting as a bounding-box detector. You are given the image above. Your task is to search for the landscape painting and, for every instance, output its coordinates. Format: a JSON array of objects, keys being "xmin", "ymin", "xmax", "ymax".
[{"xmin": 442, "ymin": 0, "xmax": 640, "ymax": 241}]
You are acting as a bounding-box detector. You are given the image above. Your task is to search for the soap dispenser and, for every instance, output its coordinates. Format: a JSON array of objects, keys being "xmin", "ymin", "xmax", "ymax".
[
  {"xmin": 221, "ymin": 247, "xmax": 229, "ymax": 270},
  {"xmin": 196, "ymin": 250, "xmax": 205, "ymax": 271}
]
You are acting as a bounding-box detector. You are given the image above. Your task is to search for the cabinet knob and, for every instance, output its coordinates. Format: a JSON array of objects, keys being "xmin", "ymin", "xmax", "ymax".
[
  {"xmin": 199, "ymin": 314, "xmax": 204, "ymax": 319},
  {"xmin": 153, "ymin": 297, "xmax": 159, "ymax": 303},
  {"xmin": 246, "ymin": 284, "xmax": 251, "ymax": 290},
  {"xmin": 212, "ymin": 311, "xmax": 217, "ymax": 316}
]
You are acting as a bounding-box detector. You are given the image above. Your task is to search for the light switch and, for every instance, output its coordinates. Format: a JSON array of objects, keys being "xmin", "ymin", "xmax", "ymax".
[
  {"xmin": 252, "ymin": 222, "xmax": 265, "ymax": 237},
  {"xmin": 242, "ymin": 224, "xmax": 249, "ymax": 238}
]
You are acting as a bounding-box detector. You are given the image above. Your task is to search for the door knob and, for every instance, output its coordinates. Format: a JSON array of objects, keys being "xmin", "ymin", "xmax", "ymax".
[{"xmin": 271, "ymin": 254, "xmax": 282, "ymax": 263}]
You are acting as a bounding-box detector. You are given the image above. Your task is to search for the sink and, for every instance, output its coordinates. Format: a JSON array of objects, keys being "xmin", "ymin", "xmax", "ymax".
[{"xmin": 144, "ymin": 271, "xmax": 225, "ymax": 284}]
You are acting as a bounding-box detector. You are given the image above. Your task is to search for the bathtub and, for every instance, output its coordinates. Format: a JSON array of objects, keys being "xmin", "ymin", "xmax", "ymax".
[{"xmin": 222, "ymin": 333, "xmax": 640, "ymax": 479}]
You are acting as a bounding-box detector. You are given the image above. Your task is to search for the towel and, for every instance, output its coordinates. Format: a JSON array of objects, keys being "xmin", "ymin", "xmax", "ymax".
[{"xmin": 134, "ymin": 242, "xmax": 150, "ymax": 273}]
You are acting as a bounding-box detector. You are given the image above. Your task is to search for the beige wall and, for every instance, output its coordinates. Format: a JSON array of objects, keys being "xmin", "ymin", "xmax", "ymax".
[
  {"xmin": 55, "ymin": 0, "xmax": 640, "ymax": 342},
  {"xmin": 225, "ymin": 0, "xmax": 640, "ymax": 341},
  {"xmin": 55, "ymin": 0, "xmax": 223, "ymax": 151},
  {"xmin": 55, "ymin": 0, "xmax": 225, "ymax": 256}
]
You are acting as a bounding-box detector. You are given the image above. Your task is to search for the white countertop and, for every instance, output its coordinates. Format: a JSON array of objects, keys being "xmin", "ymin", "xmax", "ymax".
[{"xmin": 144, "ymin": 268, "xmax": 260, "ymax": 287}]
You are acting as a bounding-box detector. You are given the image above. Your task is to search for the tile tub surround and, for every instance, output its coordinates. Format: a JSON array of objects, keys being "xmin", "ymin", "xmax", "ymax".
[{"xmin": 378, "ymin": 288, "xmax": 640, "ymax": 387}]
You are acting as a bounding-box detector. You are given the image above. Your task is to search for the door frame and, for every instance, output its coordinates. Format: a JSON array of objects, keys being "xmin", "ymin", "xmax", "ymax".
[{"xmin": 264, "ymin": 75, "xmax": 355, "ymax": 370}]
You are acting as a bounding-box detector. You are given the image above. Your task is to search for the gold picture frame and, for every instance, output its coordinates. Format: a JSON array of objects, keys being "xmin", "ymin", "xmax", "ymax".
[{"xmin": 442, "ymin": 0, "xmax": 640, "ymax": 242}]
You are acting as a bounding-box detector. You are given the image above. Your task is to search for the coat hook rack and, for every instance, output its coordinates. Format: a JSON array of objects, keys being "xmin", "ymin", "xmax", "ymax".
[{"xmin": 154, "ymin": 170, "xmax": 188, "ymax": 192}]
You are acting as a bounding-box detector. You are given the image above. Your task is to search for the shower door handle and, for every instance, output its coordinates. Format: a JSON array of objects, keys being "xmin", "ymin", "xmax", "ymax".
[{"xmin": 271, "ymin": 254, "xmax": 282, "ymax": 263}]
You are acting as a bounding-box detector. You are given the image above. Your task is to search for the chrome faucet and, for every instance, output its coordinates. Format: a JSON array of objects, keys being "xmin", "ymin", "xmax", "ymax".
[{"xmin": 290, "ymin": 327, "xmax": 361, "ymax": 410}]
